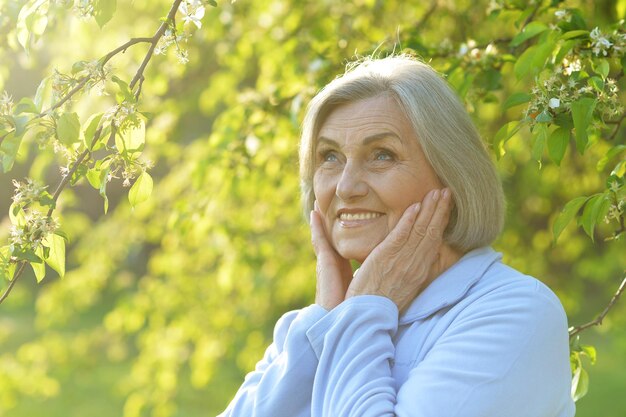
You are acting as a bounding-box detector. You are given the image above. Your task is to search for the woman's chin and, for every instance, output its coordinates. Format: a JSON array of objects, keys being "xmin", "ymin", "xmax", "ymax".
[{"xmin": 336, "ymin": 245, "xmax": 373, "ymax": 264}]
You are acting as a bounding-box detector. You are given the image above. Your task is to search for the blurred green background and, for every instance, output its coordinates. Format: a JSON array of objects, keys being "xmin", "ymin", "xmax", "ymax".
[{"xmin": 0, "ymin": 0, "xmax": 625, "ymax": 416}]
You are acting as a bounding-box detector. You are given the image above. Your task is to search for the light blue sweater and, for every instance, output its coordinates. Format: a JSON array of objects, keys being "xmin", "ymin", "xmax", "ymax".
[{"xmin": 219, "ymin": 247, "xmax": 575, "ymax": 417}]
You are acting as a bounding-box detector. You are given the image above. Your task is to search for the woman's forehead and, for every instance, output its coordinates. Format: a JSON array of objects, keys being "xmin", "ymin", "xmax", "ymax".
[{"xmin": 316, "ymin": 95, "xmax": 416, "ymax": 143}]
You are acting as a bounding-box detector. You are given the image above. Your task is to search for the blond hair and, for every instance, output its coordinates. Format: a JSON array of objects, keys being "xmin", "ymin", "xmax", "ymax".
[{"xmin": 299, "ymin": 55, "xmax": 505, "ymax": 252}]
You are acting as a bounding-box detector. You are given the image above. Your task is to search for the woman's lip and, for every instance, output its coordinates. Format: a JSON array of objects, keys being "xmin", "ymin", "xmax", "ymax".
[{"xmin": 337, "ymin": 212, "xmax": 385, "ymax": 227}]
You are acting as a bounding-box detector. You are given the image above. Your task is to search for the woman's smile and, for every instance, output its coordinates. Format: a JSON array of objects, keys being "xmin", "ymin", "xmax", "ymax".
[{"xmin": 337, "ymin": 209, "xmax": 384, "ymax": 227}]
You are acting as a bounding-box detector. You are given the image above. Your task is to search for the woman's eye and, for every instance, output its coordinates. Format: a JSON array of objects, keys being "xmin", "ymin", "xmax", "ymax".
[
  {"xmin": 322, "ymin": 151, "xmax": 338, "ymax": 162},
  {"xmin": 374, "ymin": 150, "xmax": 394, "ymax": 161}
]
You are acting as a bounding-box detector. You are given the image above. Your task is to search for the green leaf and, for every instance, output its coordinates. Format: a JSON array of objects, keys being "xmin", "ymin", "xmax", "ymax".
[
  {"xmin": 503, "ymin": 92, "xmax": 532, "ymax": 109},
  {"xmin": 612, "ymin": 160, "xmax": 626, "ymax": 177},
  {"xmin": 580, "ymin": 193, "xmax": 606, "ymax": 240},
  {"xmin": 554, "ymin": 40, "xmax": 577, "ymax": 66},
  {"xmin": 547, "ymin": 127, "xmax": 569, "ymax": 165},
  {"xmin": 593, "ymin": 58, "xmax": 610, "ymax": 79},
  {"xmin": 9, "ymin": 204, "xmax": 26, "ymax": 227},
  {"xmin": 56, "ymin": 112, "xmax": 81, "ymax": 145},
  {"xmin": 115, "ymin": 118, "xmax": 145, "ymax": 158},
  {"xmin": 31, "ymin": 246, "xmax": 46, "ymax": 283},
  {"xmin": 0, "ymin": 246, "xmax": 17, "ymax": 282},
  {"xmin": 514, "ymin": 38, "xmax": 555, "ymax": 79},
  {"xmin": 514, "ymin": 45, "xmax": 537, "ymax": 79},
  {"xmin": 86, "ymin": 167, "xmax": 103, "ymax": 189},
  {"xmin": 14, "ymin": 97, "xmax": 39, "ymax": 114},
  {"xmin": 83, "ymin": 113, "xmax": 104, "ymax": 150},
  {"xmin": 571, "ymin": 365, "xmax": 589, "ymax": 402},
  {"xmin": 581, "ymin": 345, "xmax": 597, "ymax": 365},
  {"xmin": 0, "ymin": 132, "xmax": 22, "ymax": 173},
  {"xmin": 531, "ymin": 124, "xmax": 548, "ymax": 165},
  {"xmin": 94, "ymin": 0, "xmax": 117, "ymax": 28},
  {"xmin": 559, "ymin": 30, "xmax": 589, "ymax": 40},
  {"xmin": 570, "ymin": 98, "xmax": 596, "ymax": 154},
  {"xmin": 510, "ymin": 22, "xmax": 548, "ymax": 47},
  {"xmin": 100, "ymin": 167, "xmax": 110, "ymax": 214},
  {"xmin": 597, "ymin": 145, "xmax": 626, "ymax": 171},
  {"xmin": 34, "ymin": 76, "xmax": 53, "ymax": 112},
  {"xmin": 447, "ymin": 67, "xmax": 474, "ymax": 99},
  {"xmin": 535, "ymin": 110, "xmax": 553, "ymax": 123},
  {"xmin": 43, "ymin": 233, "xmax": 65, "ymax": 277},
  {"xmin": 493, "ymin": 121, "xmax": 522, "ymax": 159},
  {"xmin": 588, "ymin": 76, "xmax": 604, "ymax": 92},
  {"xmin": 553, "ymin": 196, "xmax": 588, "ymax": 242},
  {"xmin": 12, "ymin": 247, "xmax": 43, "ymax": 264},
  {"xmin": 129, "ymin": 172, "xmax": 153, "ymax": 208},
  {"xmin": 111, "ymin": 75, "xmax": 134, "ymax": 103},
  {"xmin": 16, "ymin": 0, "xmax": 49, "ymax": 54}
]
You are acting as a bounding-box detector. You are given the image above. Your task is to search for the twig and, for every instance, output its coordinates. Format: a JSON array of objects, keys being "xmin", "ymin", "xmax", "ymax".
[
  {"xmin": 521, "ymin": 2, "xmax": 542, "ymax": 30},
  {"xmin": 130, "ymin": 0, "xmax": 183, "ymax": 89},
  {"xmin": 415, "ymin": 0, "xmax": 438, "ymax": 31},
  {"xmin": 46, "ymin": 149, "xmax": 91, "ymax": 218},
  {"xmin": 607, "ymin": 113, "xmax": 626, "ymax": 141},
  {"xmin": 0, "ymin": 262, "xmax": 26, "ymax": 304},
  {"xmin": 39, "ymin": 77, "xmax": 89, "ymax": 116},
  {"xmin": 100, "ymin": 37, "xmax": 154, "ymax": 66},
  {"xmin": 569, "ymin": 275, "xmax": 626, "ymax": 339}
]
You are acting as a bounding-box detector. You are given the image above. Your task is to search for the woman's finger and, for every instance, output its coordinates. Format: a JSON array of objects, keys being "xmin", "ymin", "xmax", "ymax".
[
  {"xmin": 409, "ymin": 188, "xmax": 441, "ymax": 243},
  {"xmin": 310, "ymin": 207, "xmax": 332, "ymax": 257},
  {"xmin": 423, "ymin": 188, "xmax": 453, "ymax": 241},
  {"xmin": 379, "ymin": 202, "xmax": 421, "ymax": 249}
]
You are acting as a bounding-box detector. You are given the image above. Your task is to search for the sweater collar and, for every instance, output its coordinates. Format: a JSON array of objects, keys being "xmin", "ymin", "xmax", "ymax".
[{"xmin": 399, "ymin": 246, "xmax": 502, "ymax": 325}]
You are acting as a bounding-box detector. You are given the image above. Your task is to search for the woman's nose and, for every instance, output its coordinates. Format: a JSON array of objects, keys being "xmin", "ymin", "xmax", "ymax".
[{"xmin": 336, "ymin": 161, "xmax": 368, "ymax": 201}]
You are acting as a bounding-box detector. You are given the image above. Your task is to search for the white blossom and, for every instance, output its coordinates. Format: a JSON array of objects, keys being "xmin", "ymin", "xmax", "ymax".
[
  {"xmin": 554, "ymin": 10, "xmax": 570, "ymax": 21},
  {"xmin": 548, "ymin": 98, "xmax": 560, "ymax": 108},
  {"xmin": 0, "ymin": 91, "xmax": 13, "ymax": 115},
  {"xmin": 590, "ymin": 27, "xmax": 613, "ymax": 56},
  {"xmin": 245, "ymin": 135, "xmax": 261, "ymax": 156},
  {"xmin": 180, "ymin": 1, "xmax": 205, "ymax": 29},
  {"xmin": 563, "ymin": 57, "xmax": 581, "ymax": 75}
]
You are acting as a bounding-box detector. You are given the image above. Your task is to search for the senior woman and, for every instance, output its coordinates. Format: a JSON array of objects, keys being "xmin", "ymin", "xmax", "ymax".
[{"xmin": 219, "ymin": 55, "xmax": 575, "ymax": 417}]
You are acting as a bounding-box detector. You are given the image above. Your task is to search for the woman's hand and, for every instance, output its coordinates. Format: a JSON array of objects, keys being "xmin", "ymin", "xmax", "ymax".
[
  {"xmin": 346, "ymin": 188, "xmax": 454, "ymax": 313},
  {"xmin": 310, "ymin": 201, "xmax": 353, "ymax": 311}
]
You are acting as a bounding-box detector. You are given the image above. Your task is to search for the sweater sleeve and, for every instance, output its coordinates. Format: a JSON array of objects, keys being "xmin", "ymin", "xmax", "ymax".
[
  {"xmin": 305, "ymin": 284, "xmax": 574, "ymax": 417},
  {"xmin": 218, "ymin": 303, "xmax": 327, "ymax": 417}
]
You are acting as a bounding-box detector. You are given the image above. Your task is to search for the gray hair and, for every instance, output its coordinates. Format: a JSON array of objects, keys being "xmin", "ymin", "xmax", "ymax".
[{"xmin": 298, "ymin": 55, "xmax": 505, "ymax": 252}]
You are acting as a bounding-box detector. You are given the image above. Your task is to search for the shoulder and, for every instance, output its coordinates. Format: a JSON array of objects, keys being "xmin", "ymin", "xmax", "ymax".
[
  {"xmin": 472, "ymin": 261, "xmax": 566, "ymax": 317},
  {"xmin": 451, "ymin": 260, "xmax": 569, "ymax": 347}
]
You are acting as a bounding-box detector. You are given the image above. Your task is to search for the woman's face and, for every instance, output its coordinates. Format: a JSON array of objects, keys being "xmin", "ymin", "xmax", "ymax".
[{"xmin": 313, "ymin": 94, "xmax": 444, "ymax": 263}]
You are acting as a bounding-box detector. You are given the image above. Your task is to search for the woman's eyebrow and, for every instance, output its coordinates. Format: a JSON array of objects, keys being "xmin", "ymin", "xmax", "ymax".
[
  {"xmin": 316, "ymin": 137, "xmax": 339, "ymax": 147},
  {"xmin": 362, "ymin": 132, "xmax": 402, "ymax": 146},
  {"xmin": 316, "ymin": 132, "xmax": 402, "ymax": 147}
]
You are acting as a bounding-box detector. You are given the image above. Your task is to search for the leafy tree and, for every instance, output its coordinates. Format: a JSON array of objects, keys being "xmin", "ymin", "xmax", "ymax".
[{"xmin": 0, "ymin": 0, "xmax": 624, "ymax": 416}]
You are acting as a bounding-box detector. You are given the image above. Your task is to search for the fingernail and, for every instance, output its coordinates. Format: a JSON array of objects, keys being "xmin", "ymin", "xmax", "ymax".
[
  {"xmin": 442, "ymin": 188, "xmax": 450, "ymax": 200},
  {"xmin": 415, "ymin": 202, "xmax": 421, "ymax": 212},
  {"xmin": 310, "ymin": 210, "xmax": 314, "ymax": 223},
  {"xmin": 432, "ymin": 189, "xmax": 440, "ymax": 201}
]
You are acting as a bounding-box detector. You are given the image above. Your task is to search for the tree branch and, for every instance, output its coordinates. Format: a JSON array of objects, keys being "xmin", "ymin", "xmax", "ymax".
[
  {"xmin": 39, "ymin": 77, "xmax": 89, "ymax": 116},
  {"xmin": 100, "ymin": 37, "xmax": 154, "ymax": 66},
  {"xmin": 415, "ymin": 0, "xmax": 438, "ymax": 31},
  {"xmin": 0, "ymin": 262, "xmax": 26, "ymax": 304},
  {"xmin": 569, "ymin": 275, "xmax": 626, "ymax": 339},
  {"xmin": 1, "ymin": 0, "xmax": 185, "ymax": 305},
  {"xmin": 130, "ymin": 0, "xmax": 183, "ymax": 89},
  {"xmin": 607, "ymin": 113, "xmax": 626, "ymax": 141}
]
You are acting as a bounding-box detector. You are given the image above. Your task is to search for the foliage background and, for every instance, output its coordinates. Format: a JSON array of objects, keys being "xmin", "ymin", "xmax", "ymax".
[{"xmin": 0, "ymin": 0, "xmax": 625, "ymax": 416}]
